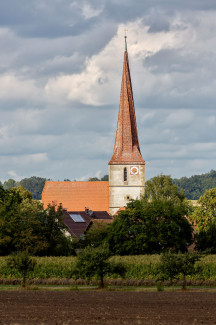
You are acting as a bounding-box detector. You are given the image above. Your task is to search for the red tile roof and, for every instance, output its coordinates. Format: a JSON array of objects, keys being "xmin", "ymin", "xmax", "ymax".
[
  {"xmin": 42, "ymin": 181, "xmax": 109, "ymax": 212},
  {"xmin": 109, "ymin": 49, "xmax": 145, "ymax": 165}
]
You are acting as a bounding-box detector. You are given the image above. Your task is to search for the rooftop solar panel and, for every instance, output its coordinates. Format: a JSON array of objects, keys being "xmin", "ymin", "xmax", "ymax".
[{"xmin": 69, "ymin": 214, "xmax": 85, "ymax": 222}]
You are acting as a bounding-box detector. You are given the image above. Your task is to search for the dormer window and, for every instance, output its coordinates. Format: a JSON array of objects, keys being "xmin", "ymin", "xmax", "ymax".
[{"xmin": 124, "ymin": 167, "xmax": 127, "ymax": 182}]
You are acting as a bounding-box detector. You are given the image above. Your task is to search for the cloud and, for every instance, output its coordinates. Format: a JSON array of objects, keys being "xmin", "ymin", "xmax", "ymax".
[
  {"xmin": 0, "ymin": 74, "xmax": 42, "ymax": 104},
  {"xmin": 0, "ymin": 1, "xmax": 216, "ymax": 182}
]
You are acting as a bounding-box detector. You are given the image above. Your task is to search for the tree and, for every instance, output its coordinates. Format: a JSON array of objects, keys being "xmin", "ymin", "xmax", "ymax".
[
  {"xmin": 0, "ymin": 188, "xmax": 24, "ymax": 255},
  {"xmin": 0, "ymin": 187, "xmax": 73, "ymax": 256},
  {"xmin": 192, "ymin": 188, "xmax": 216, "ymax": 252},
  {"xmin": 158, "ymin": 252, "xmax": 201, "ymax": 290},
  {"xmin": 88, "ymin": 177, "xmax": 100, "ymax": 181},
  {"xmin": 37, "ymin": 204, "xmax": 74, "ymax": 256},
  {"xmin": 195, "ymin": 221, "xmax": 216, "ymax": 253},
  {"xmin": 101, "ymin": 175, "xmax": 109, "ymax": 181},
  {"xmin": 19, "ymin": 176, "xmax": 46, "ymax": 200},
  {"xmin": 87, "ymin": 175, "xmax": 109, "ymax": 182},
  {"xmin": 81, "ymin": 222, "xmax": 110, "ymax": 248},
  {"xmin": 145, "ymin": 175, "xmax": 188, "ymax": 206},
  {"xmin": 107, "ymin": 197, "xmax": 193, "ymax": 255},
  {"xmin": 7, "ymin": 251, "xmax": 36, "ymax": 287},
  {"xmin": 191, "ymin": 188, "xmax": 216, "ymax": 232},
  {"xmin": 74, "ymin": 244, "xmax": 125, "ymax": 288},
  {"xmin": 3, "ymin": 178, "xmax": 16, "ymax": 190}
]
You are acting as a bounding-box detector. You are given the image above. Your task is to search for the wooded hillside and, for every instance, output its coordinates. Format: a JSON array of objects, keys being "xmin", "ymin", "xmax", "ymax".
[{"xmin": 173, "ymin": 170, "xmax": 216, "ymax": 199}]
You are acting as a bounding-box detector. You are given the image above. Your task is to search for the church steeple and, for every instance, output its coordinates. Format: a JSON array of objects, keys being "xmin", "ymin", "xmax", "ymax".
[
  {"xmin": 108, "ymin": 37, "xmax": 145, "ymax": 215},
  {"xmin": 109, "ymin": 38, "xmax": 145, "ymax": 165}
]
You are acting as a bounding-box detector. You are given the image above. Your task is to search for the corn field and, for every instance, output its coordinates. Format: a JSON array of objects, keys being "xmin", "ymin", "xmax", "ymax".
[{"xmin": 1, "ymin": 255, "xmax": 216, "ymax": 281}]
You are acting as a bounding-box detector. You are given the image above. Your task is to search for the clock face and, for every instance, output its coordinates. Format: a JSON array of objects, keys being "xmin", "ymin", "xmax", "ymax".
[{"xmin": 130, "ymin": 166, "xmax": 139, "ymax": 175}]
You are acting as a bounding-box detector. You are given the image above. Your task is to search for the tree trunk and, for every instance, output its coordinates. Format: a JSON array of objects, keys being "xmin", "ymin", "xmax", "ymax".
[
  {"xmin": 22, "ymin": 272, "xmax": 27, "ymax": 288},
  {"xmin": 182, "ymin": 274, "xmax": 187, "ymax": 290},
  {"xmin": 99, "ymin": 274, "xmax": 104, "ymax": 288}
]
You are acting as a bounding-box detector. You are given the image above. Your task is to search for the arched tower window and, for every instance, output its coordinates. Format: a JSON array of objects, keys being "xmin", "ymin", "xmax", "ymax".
[{"xmin": 124, "ymin": 167, "xmax": 127, "ymax": 182}]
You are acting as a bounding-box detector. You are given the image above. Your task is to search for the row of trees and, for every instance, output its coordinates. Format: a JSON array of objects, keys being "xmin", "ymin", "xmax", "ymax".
[{"xmin": 1, "ymin": 175, "xmax": 216, "ymax": 257}]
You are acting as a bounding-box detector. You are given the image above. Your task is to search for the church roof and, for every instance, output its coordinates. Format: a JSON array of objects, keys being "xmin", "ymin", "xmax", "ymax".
[
  {"xmin": 109, "ymin": 42, "xmax": 145, "ymax": 165},
  {"xmin": 42, "ymin": 181, "xmax": 109, "ymax": 211}
]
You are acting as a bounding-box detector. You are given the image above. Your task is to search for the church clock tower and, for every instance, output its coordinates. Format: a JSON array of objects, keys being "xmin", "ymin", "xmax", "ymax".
[{"xmin": 109, "ymin": 37, "xmax": 145, "ymax": 215}]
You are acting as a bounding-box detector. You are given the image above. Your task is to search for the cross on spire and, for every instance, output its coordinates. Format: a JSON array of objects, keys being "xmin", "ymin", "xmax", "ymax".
[{"xmin": 124, "ymin": 29, "xmax": 128, "ymax": 51}]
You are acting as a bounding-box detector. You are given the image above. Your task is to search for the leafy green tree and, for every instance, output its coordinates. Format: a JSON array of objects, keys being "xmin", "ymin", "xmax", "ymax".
[
  {"xmin": 158, "ymin": 252, "xmax": 201, "ymax": 290},
  {"xmin": 195, "ymin": 221, "xmax": 216, "ymax": 253},
  {"xmin": 192, "ymin": 188, "xmax": 216, "ymax": 252},
  {"xmin": 37, "ymin": 204, "xmax": 74, "ymax": 256},
  {"xmin": 191, "ymin": 188, "xmax": 216, "ymax": 231},
  {"xmin": 3, "ymin": 178, "xmax": 17, "ymax": 190},
  {"xmin": 0, "ymin": 183, "xmax": 5, "ymax": 199},
  {"xmin": 0, "ymin": 187, "xmax": 73, "ymax": 256},
  {"xmin": 146, "ymin": 175, "xmax": 188, "ymax": 205},
  {"xmin": 0, "ymin": 186, "xmax": 50, "ymax": 255},
  {"xmin": 74, "ymin": 244, "xmax": 125, "ymax": 288},
  {"xmin": 88, "ymin": 177, "xmax": 100, "ymax": 181},
  {"xmin": 7, "ymin": 251, "xmax": 36, "ymax": 287},
  {"xmin": 81, "ymin": 222, "xmax": 110, "ymax": 248},
  {"xmin": 107, "ymin": 197, "xmax": 193, "ymax": 255},
  {"xmin": 88, "ymin": 175, "xmax": 109, "ymax": 182},
  {"xmin": 19, "ymin": 176, "xmax": 46, "ymax": 200},
  {"xmin": 101, "ymin": 175, "xmax": 109, "ymax": 181},
  {"xmin": 0, "ymin": 188, "xmax": 23, "ymax": 255}
]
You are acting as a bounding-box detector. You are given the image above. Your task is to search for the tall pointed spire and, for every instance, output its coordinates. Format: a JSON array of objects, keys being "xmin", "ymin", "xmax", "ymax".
[{"xmin": 109, "ymin": 38, "xmax": 145, "ymax": 165}]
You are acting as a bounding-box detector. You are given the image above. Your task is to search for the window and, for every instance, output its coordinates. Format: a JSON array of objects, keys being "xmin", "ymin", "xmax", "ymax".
[
  {"xmin": 124, "ymin": 167, "xmax": 127, "ymax": 182},
  {"xmin": 69, "ymin": 214, "xmax": 85, "ymax": 222}
]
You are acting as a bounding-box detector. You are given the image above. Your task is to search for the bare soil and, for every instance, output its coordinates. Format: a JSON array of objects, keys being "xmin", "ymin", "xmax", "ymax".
[{"xmin": 0, "ymin": 290, "xmax": 216, "ymax": 325}]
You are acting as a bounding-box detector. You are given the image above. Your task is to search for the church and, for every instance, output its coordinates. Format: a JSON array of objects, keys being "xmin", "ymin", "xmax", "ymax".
[{"xmin": 42, "ymin": 37, "xmax": 145, "ymax": 233}]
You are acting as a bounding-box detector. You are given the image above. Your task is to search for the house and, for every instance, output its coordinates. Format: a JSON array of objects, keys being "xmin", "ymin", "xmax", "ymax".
[{"xmin": 63, "ymin": 208, "xmax": 112, "ymax": 238}]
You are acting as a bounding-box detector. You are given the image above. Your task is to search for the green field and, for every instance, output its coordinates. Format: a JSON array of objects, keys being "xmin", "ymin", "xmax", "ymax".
[{"xmin": 1, "ymin": 255, "xmax": 216, "ymax": 282}]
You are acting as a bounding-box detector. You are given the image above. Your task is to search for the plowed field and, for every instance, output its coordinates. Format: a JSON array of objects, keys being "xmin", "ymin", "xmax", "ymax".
[{"xmin": 1, "ymin": 290, "xmax": 216, "ymax": 325}]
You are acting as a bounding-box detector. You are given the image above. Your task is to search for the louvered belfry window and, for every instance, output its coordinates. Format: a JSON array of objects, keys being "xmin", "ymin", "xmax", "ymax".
[{"xmin": 124, "ymin": 167, "xmax": 127, "ymax": 182}]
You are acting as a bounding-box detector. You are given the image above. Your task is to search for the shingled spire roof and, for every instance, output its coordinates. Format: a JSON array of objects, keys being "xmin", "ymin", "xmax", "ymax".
[{"xmin": 109, "ymin": 38, "xmax": 145, "ymax": 165}]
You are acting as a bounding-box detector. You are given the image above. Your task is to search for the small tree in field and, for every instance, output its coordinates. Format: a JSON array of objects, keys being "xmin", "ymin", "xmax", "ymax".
[
  {"xmin": 74, "ymin": 244, "xmax": 125, "ymax": 288},
  {"xmin": 7, "ymin": 251, "xmax": 36, "ymax": 287},
  {"xmin": 158, "ymin": 252, "xmax": 201, "ymax": 290}
]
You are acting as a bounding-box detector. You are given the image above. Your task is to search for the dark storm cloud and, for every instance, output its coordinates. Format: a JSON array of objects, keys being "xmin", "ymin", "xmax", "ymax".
[
  {"xmin": 1, "ymin": 0, "xmax": 216, "ymax": 40},
  {"xmin": 0, "ymin": 0, "xmax": 97, "ymax": 38}
]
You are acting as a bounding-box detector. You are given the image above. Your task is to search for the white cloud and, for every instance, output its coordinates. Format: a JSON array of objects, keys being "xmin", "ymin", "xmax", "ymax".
[
  {"xmin": 0, "ymin": 74, "xmax": 42, "ymax": 103},
  {"xmin": 70, "ymin": 1, "xmax": 104, "ymax": 20}
]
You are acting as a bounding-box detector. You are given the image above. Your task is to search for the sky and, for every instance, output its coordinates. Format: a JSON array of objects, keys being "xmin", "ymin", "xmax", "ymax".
[{"xmin": 0, "ymin": 0, "xmax": 216, "ymax": 182}]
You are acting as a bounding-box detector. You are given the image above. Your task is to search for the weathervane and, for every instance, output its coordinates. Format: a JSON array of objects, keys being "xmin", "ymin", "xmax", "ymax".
[{"xmin": 124, "ymin": 29, "xmax": 128, "ymax": 51}]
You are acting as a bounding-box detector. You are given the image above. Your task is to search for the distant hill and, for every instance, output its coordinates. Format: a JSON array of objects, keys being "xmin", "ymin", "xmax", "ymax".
[
  {"xmin": 173, "ymin": 170, "xmax": 216, "ymax": 200},
  {"xmin": 2, "ymin": 176, "xmax": 46, "ymax": 200}
]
